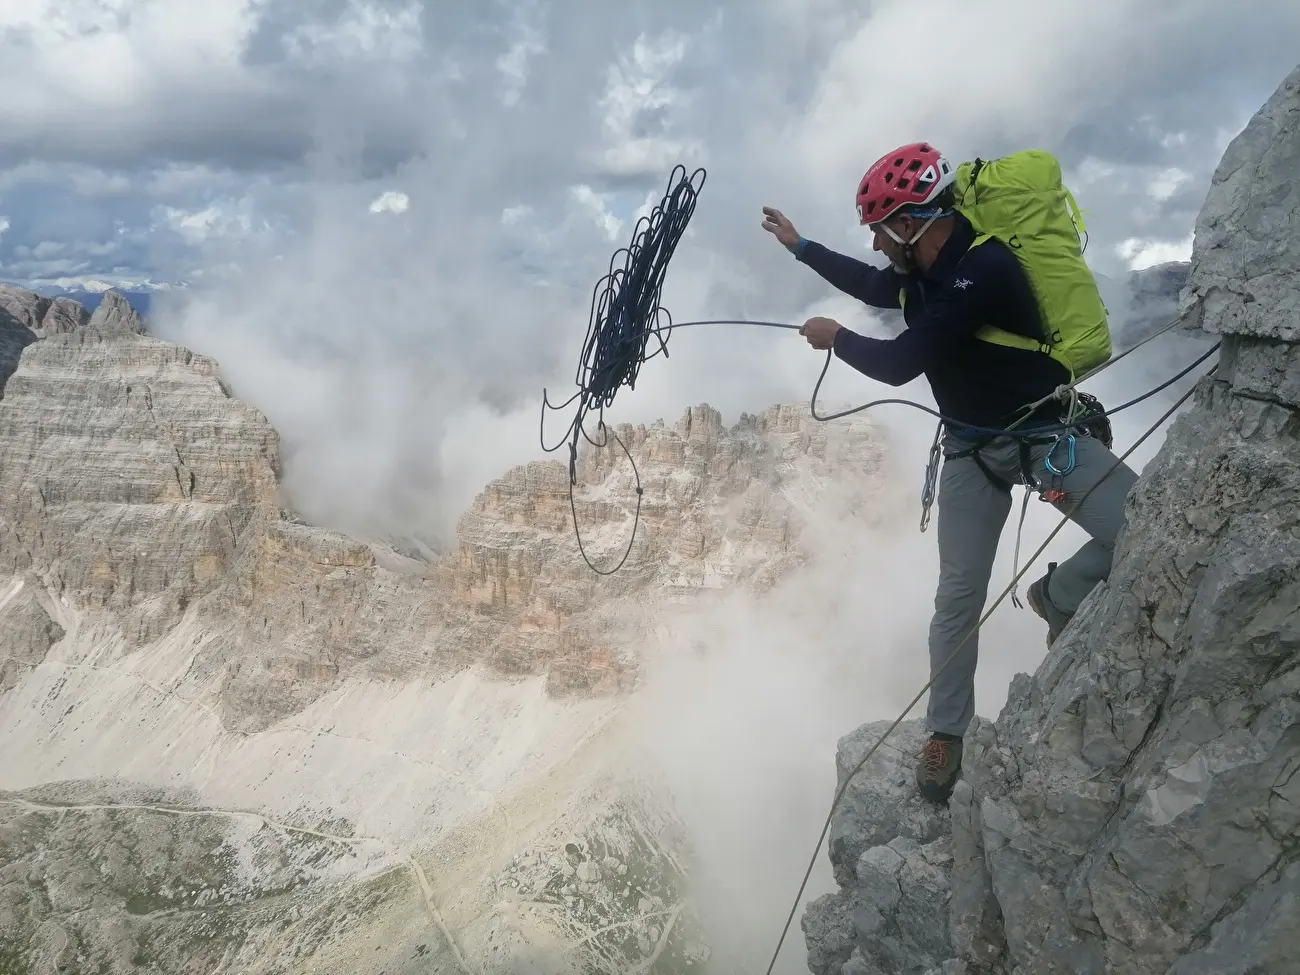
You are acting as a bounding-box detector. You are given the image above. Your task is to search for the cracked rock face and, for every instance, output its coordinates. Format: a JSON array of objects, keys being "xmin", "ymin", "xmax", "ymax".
[
  {"xmin": 802, "ymin": 720, "xmax": 959, "ymax": 975},
  {"xmin": 0, "ymin": 325, "xmax": 283, "ymax": 652},
  {"xmin": 802, "ymin": 62, "xmax": 1300, "ymax": 975},
  {"xmin": 0, "ymin": 579, "xmax": 64, "ymax": 691},
  {"xmin": 0, "ymin": 303, "xmax": 39, "ymax": 399}
]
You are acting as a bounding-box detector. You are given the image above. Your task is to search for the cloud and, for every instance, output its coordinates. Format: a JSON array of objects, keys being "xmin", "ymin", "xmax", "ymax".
[
  {"xmin": 593, "ymin": 29, "xmax": 701, "ymax": 176},
  {"xmin": 496, "ymin": 2, "xmax": 547, "ymax": 107},
  {"xmin": 280, "ymin": 0, "xmax": 424, "ymax": 67},
  {"xmin": 155, "ymin": 205, "xmax": 233, "ymax": 244},
  {"xmin": 1148, "ymin": 166, "xmax": 1193, "ymax": 203},
  {"xmin": 0, "ymin": 0, "xmax": 1289, "ymax": 548},
  {"xmin": 1116, "ymin": 233, "xmax": 1196, "ymax": 270},
  {"xmin": 367, "ymin": 190, "xmax": 409, "ymax": 214},
  {"xmin": 60, "ymin": 0, "xmax": 1275, "ymax": 554},
  {"xmin": 569, "ymin": 185, "xmax": 622, "ymax": 240},
  {"xmin": 626, "ymin": 496, "xmax": 940, "ymax": 972}
]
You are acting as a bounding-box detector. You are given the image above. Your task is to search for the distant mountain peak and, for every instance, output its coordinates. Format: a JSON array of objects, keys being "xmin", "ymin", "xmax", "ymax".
[{"xmin": 0, "ymin": 280, "xmax": 157, "ymax": 319}]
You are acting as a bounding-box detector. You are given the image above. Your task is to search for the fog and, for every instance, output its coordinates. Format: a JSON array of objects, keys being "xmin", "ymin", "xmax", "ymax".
[
  {"xmin": 131, "ymin": 1, "xmax": 1297, "ymax": 551},
  {"xmin": 35, "ymin": 0, "xmax": 1282, "ymax": 968}
]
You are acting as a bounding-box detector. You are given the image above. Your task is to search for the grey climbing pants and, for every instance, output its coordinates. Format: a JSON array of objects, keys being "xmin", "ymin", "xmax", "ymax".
[{"xmin": 926, "ymin": 430, "xmax": 1139, "ymax": 738}]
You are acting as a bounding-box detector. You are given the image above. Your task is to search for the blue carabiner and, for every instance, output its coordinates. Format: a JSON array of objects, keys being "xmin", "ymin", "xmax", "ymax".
[{"xmin": 1044, "ymin": 434, "xmax": 1076, "ymax": 477}]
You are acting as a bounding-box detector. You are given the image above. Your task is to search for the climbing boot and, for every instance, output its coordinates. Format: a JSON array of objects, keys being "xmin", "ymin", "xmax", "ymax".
[
  {"xmin": 915, "ymin": 734, "xmax": 962, "ymax": 804},
  {"xmin": 1026, "ymin": 561, "xmax": 1073, "ymax": 644}
]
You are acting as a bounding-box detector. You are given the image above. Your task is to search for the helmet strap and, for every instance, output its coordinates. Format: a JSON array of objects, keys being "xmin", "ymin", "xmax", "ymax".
[{"xmin": 879, "ymin": 213, "xmax": 939, "ymax": 247}]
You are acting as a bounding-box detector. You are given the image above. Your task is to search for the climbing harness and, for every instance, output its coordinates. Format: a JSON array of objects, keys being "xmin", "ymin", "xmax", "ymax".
[{"xmin": 904, "ymin": 329, "xmax": 1215, "ymax": 605}]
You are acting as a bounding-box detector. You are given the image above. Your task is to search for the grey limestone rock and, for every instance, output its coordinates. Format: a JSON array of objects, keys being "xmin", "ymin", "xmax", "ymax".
[
  {"xmin": 0, "ymin": 285, "xmax": 51, "ymax": 332},
  {"xmin": 0, "ymin": 285, "xmax": 115, "ymax": 336},
  {"xmin": 802, "ymin": 720, "xmax": 965, "ymax": 975},
  {"xmin": 87, "ymin": 289, "xmax": 146, "ymax": 334},
  {"xmin": 1165, "ymin": 860, "xmax": 1300, "ymax": 975},
  {"xmin": 0, "ymin": 581, "xmax": 64, "ymax": 690},
  {"xmin": 0, "ymin": 305, "xmax": 37, "ymax": 398},
  {"xmin": 41, "ymin": 296, "xmax": 92, "ymax": 334},
  {"xmin": 1183, "ymin": 61, "xmax": 1300, "ymax": 343}
]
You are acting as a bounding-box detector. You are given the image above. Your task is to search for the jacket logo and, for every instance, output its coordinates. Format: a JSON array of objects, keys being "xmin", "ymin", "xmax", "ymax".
[{"xmin": 953, "ymin": 277, "xmax": 973, "ymax": 289}]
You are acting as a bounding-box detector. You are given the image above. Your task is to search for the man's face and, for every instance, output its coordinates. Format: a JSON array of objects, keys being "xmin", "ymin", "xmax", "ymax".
[{"xmin": 871, "ymin": 215, "xmax": 917, "ymax": 272}]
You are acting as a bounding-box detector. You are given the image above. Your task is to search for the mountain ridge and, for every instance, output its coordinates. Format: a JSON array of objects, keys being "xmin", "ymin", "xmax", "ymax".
[{"xmin": 1, "ymin": 282, "xmax": 155, "ymax": 317}]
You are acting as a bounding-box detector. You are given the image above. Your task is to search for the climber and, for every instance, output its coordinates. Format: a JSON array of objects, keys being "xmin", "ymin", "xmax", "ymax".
[{"xmin": 760, "ymin": 142, "xmax": 1139, "ymax": 805}]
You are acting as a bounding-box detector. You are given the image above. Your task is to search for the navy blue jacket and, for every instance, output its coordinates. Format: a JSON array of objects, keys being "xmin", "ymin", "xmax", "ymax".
[{"xmin": 795, "ymin": 213, "xmax": 1070, "ymax": 432}]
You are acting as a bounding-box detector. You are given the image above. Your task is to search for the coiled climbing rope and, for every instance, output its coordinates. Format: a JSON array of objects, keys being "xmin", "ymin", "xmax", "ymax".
[
  {"xmin": 539, "ymin": 161, "xmax": 1219, "ymax": 573},
  {"xmin": 539, "ymin": 164, "xmax": 707, "ymax": 574}
]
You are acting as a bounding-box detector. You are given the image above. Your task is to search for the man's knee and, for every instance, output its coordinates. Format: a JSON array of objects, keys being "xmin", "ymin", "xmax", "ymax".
[
  {"xmin": 1058, "ymin": 439, "xmax": 1139, "ymax": 540},
  {"xmin": 932, "ymin": 574, "xmax": 988, "ymax": 627}
]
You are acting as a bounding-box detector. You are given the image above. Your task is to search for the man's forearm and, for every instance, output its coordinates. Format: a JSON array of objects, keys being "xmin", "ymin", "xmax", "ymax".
[
  {"xmin": 795, "ymin": 240, "xmax": 903, "ymax": 309},
  {"xmin": 832, "ymin": 328, "xmax": 924, "ymax": 387}
]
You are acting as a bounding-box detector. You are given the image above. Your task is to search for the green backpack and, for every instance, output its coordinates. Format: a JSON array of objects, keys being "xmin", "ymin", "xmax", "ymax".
[{"xmin": 951, "ymin": 149, "xmax": 1112, "ymax": 382}]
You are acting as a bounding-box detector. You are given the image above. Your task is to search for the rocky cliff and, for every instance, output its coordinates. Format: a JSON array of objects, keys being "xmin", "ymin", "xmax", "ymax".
[
  {"xmin": 801, "ymin": 63, "xmax": 1300, "ymax": 975},
  {"xmin": 0, "ymin": 274, "xmax": 898, "ymax": 973},
  {"xmin": 0, "ymin": 318, "xmax": 888, "ymax": 731},
  {"xmin": 1100, "ymin": 261, "xmax": 1192, "ymax": 348}
]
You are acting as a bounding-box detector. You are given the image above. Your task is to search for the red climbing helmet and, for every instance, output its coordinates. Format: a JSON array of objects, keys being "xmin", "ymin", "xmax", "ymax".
[{"xmin": 856, "ymin": 142, "xmax": 956, "ymax": 226}]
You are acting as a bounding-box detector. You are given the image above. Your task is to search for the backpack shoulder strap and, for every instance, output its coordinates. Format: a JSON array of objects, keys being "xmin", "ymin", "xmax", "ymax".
[{"xmin": 962, "ymin": 232, "xmax": 1071, "ymax": 378}]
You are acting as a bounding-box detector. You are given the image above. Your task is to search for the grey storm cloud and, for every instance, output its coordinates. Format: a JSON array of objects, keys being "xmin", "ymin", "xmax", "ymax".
[{"xmin": 3, "ymin": 0, "xmax": 1300, "ymax": 544}]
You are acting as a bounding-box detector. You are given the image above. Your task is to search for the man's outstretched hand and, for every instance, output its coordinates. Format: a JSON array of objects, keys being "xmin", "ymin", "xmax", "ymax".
[
  {"xmin": 761, "ymin": 206, "xmax": 800, "ymax": 252},
  {"xmin": 800, "ymin": 316, "xmax": 841, "ymax": 350},
  {"xmin": 764, "ymin": 208, "xmax": 838, "ymax": 349}
]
